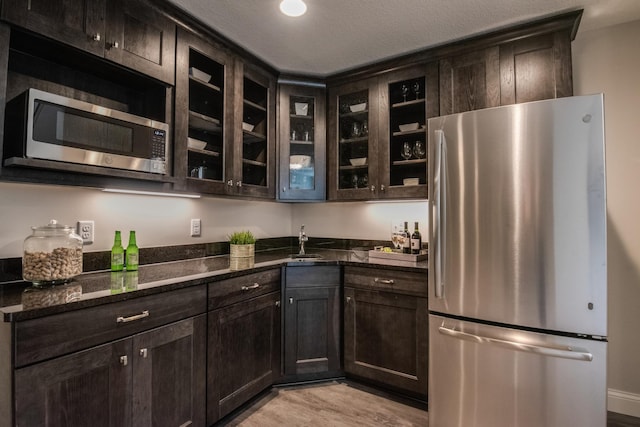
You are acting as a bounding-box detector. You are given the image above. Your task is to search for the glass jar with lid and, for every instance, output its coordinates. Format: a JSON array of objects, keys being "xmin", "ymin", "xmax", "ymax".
[{"xmin": 23, "ymin": 219, "xmax": 83, "ymax": 286}]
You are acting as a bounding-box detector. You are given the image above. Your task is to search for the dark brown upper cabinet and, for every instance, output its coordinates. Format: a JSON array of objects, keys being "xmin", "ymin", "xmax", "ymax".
[
  {"xmin": 175, "ymin": 29, "xmax": 276, "ymax": 199},
  {"xmin": 1, "ymin": 0, "xmax": 176, "ymax": 85},
  {"xmin": 174, "ymin": 27, "xmax": 234, "ymax": 196},
  {"xmin": 438, "ymin": 13, "xmax": 577, "ymax": 115},
  {"xmin": 328, "ymin": 64, "xmax": 438, "ymax": 201}
]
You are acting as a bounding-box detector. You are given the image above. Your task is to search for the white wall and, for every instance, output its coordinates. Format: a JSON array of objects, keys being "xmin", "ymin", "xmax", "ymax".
[
  {"xmin": 0, "ymin": 181, "xmax": 293, "ymax": 257},
  {"xmin": 572, "ymin": 19, "xmax": 640, "ymax": 416},
  {"xmin": 0, "ymin": 181, "xmax": 427, "ymax": 258}
]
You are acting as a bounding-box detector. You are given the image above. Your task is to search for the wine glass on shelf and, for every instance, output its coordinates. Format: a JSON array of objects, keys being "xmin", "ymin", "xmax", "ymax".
[
  {"xmin": 401, "ymin": 84, "xmax": 408, "ymax": 102},
  {"xmin": 413, "ymin": 82, "xmax": 421, "ymax": 100},
  {"xmin": 401, "ymin": 141, "xmax": 413, "ymax": 161},
  {"xmin": 413, "ymin": 141, "xmax": 426, "ymax": 159}
]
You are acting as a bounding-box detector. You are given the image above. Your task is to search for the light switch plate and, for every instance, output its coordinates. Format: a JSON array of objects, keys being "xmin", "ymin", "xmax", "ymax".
[
  {"xmin": 190, "ymin": 219, "xmax": 201, "ymax": 237},
  {"xmin": 77, "ymin": 220, "xmax": 94, "ymax": 244}
]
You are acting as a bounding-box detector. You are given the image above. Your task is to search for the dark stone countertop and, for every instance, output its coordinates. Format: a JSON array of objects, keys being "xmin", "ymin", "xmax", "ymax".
[{"xmin": 0, "ymin": 248, "xmax": 427, "ymax": 322}]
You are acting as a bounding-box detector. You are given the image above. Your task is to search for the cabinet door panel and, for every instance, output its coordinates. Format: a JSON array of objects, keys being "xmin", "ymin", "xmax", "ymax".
[
  {"xmin": 344, "ymin": 287, "xmax": 428, "ymax": 399},
  {"xmin": 14, "ymin": 339, "xmax": 132, "ymax": 427},
  {"xmin": 1, "ymin": 0, "xmax": 106, "ymax": 56},
  {"xmin": 500, "ymin": 32, "xmax": 573, "ymax": 105},
  {"xmin": 105, "ymin": 0, "xmax": 175, "ymax": 85},
  {"xmin": 208, "ymin": 292, "xmax": 281, "ymax": 425},
  {"xmin": 439, "ymin": 47, "xmax": 500, "ymax": 114},
  {"xmin": 132, "ymin": 315, "xmax": 206, "ymax": 427},
  {"xmin": 284, "ymin": 286, "xmax": 341, "ymax": 375}
]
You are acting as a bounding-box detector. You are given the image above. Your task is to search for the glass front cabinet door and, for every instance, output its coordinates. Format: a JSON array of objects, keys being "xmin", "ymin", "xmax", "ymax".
[
  {"xmin": 278, "ymin": 84, "xmax": 326, "ymax": 201},
  {"xmin": 378, "ymin": 65, "xmax": 436, "ymax": 199},
  {"xmin": 175, "ymin": 28, "xmax": 233, "ymax": 195},
  {"xmin": 233, "ymin": 63, "xmax": 277, "ymax": 199},
  {"xmin": 327, "ymin": 78, "xmax": 379, "ymax": 200}
]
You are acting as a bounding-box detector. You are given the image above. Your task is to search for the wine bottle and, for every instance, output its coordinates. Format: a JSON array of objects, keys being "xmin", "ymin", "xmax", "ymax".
[
  {"xmin": 111, "ymin": 231, "xmax": 124, "ymax": 272},
  {"xmin": 125, "ymin": 231, "xmax": 139, "ymax": 271},
  {"xmin": 411, "ymin": 222, "xmax": 422, "ymax": 254},
  {"xmin": 402, "ymin": 221, "xmax": 411, "ymax": 254}
]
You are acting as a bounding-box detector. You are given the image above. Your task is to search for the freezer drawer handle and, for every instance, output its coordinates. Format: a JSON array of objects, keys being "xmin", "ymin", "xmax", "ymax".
[{"xmin": 438, "ymin": 326, "xmax": 594, "ymax": 362}]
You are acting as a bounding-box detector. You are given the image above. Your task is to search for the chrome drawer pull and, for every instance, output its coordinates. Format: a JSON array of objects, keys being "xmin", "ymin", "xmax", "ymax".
[
  {"xmin": 241, "ymin": 283, "xmax": 260, "ymax": 291},
  {"xmin": 374, "ymin": 278, "xmax": 394, "ymax": 285},
  {"xmin": 116, "ymin": 310, "xmax": 150, "ymax": 323},
  {"xmin": 120, "ymin": 355, "xmax": 128, "ymax": 366},
  {"xmin": 140, "ymin": 348, "xmax": 148, "ymax": 358}
]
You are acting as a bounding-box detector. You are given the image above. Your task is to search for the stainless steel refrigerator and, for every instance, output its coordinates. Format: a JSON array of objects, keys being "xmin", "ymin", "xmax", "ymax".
[{"xmin": 427, "ymin": 95, "xmax": 607, "ymax": 427}]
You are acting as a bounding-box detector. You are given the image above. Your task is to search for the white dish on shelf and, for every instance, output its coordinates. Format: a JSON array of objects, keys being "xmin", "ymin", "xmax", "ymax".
[
  {"xmin": 349, "ymin": 157, "xmax": 367, "ymax": 166},
  {"xmin": 290, "ymin": 155, "xmax": 312, "ymax": 169},
  {"xmin": 189, "ymin": 67, "xmax": 211, "ymax": 83},
  {"xmin": 187, "ymin": 137, "xmax": 207, "ymax": 150},
  {"xmin": 294, "ymin": 102, "xmax": 309, "ymax": 116},
  {"xmin": 399, "ymin": 122, "xmax": 420, "ymax": 132},
  {"xmin": 242, "ymin": 122, "xmax": 255, "ymax": 132},
  {"xmin": 403, "ymin": 178, "xmax": 420, "ymax": 186},
  {"xmin": 350, "ymin": 102, "xmax": 367, "ymax": 112}
]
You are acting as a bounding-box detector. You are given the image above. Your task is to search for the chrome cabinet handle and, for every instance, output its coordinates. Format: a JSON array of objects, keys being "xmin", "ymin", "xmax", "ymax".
[
  {"xmin": 374, "ymin": 278, "xmax": 394, "ymax": 285},
  {"xmin": 120, "ymin": 355, "xmax": 128, "ymax": 366},
  {"xmin": 139, "ymin": 348, "xmax": 148, "ymax": 358},
  {"xmin": 227, "ymin": 179, "xmax": 234, "ymax": 186},
  {"xmin": 92, "ymin": 33, "xmax": 101, "ymax": 41},
  {"xmin": 241, "ymin": 283, "xmax": 260, "ymax": 291},
  {"xmin": 116, "ymin": 310, "xmax": 149, "ymax": 323},
  {"xmin": 370, "ymin": 185, "xmax": 375, "ymax": 192},
  {"xmin": 289, "ymin": 297, "xmax": 294, "ymax": 305},
  {"xmin": 275, "ymin": 300, "xmax": 281, "ymax": 307},
  {"xmin": 236, "ymin": 180, "xmax": 242, "ymax": 187},
  {"xmin": 346, "ymin": 296, "xmax": 352, "ymax": 303},
  {"xmin": 438, "ymin": 326, "xmax": 594, "ymax": 362},
  {"xmin": 380, "ymin": 185, "xmax": 385, "ymax": 191},
  {"xmin": 107, "ymin": 40, "xmax": 119, "ymax": 49}
]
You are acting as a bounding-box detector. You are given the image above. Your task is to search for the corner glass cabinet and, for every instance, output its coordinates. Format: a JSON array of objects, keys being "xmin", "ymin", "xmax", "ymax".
[{"xmin": 278, "ymin": 84, "xmax": 326, "ymax": 201}]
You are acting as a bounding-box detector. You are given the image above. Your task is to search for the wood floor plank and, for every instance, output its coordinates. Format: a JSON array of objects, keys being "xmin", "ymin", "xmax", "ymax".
[
  {"xmin": 218, "ymin": 379, "xmax": 640, "ymax": 427},
  {"xmin": 221, "ymin": 380, "xmax": 428, "ymax": 426}
]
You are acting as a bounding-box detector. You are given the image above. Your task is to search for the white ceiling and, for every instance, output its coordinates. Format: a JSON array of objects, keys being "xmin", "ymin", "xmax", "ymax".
[{"xmin": 166, "ymin": 0, "xmax": 640, "ymax": 76}]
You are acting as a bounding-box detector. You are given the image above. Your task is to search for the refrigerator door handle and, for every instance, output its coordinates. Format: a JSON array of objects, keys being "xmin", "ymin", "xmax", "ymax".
[
  {"xmin": 438, "ymin": 326, "xmax": 594, "ymax": 362},
  {"xmin": 434, "ymin": 130, "xmax": 446, "ymax": 298}
]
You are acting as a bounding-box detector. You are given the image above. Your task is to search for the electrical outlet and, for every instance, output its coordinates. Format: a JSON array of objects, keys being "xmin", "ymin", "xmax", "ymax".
[
  {"xmin": 77, "ymin": 220, "xmax": 95, "ymax": 244},
  {"xmin": 190, "ymin": 219, "xmax": 201, "ymax": 237}
]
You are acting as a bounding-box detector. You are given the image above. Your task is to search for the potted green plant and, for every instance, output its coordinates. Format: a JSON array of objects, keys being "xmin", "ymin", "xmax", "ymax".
[{"xmin": 228, "ymin": 230, "xmax": 256, "ymax": 270}]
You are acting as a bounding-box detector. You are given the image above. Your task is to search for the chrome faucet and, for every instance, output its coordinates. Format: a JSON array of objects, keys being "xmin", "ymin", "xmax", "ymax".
[{"xmin": 298, "ymin": 224, "xmax": 308, "ymax": 255}]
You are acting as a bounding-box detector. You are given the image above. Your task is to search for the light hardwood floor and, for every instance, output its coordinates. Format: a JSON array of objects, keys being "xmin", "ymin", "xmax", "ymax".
[
  {"xmin": 219, "ymin": 380, "xmax": 428, "ymax": 426},
  {"xmin": 218, "ymin": 379, "xmax": 640, "ymax": 426}
]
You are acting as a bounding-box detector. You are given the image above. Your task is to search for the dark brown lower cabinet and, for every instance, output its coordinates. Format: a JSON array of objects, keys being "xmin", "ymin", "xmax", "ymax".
[
  {"xmin": 283, "ymin": 265, "xmax": 342, "ymax": 381},
  {"xmin": 207, "ymin": 279, "xmax": 281, "ymax": 425},
  {"xmin": 14, "ymin": 315, "xmax": 206, "ymax": 427},
  {"xmin": 343, "ymin": 287, "xmax": 428, "ymax": 400}
]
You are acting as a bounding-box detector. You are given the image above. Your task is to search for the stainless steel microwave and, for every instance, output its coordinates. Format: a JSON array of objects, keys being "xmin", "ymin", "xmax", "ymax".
[{"xmin": 4, "ymin": 88, "xmax": 169, "ymax": 174}]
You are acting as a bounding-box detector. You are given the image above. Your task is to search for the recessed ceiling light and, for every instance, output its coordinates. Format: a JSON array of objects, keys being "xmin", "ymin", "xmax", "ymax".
[{"xmin": 280, "ymin": 0, "xmax": 307, "ymax": 17}]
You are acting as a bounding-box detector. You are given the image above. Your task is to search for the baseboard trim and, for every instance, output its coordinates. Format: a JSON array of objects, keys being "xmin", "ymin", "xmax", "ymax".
[{"xmin": 609, "ymin": 388, "xmax": 640, "ymax": 418}]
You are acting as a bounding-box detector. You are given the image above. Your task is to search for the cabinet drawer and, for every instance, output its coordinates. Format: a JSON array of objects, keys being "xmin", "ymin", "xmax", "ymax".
[
  {"xmin": 344, "ymin": 266, "xmax": 427, "ymax": 296},
  {"xmin": 285, "ymin": 265, "xmax": 341, "ymax": 288},
  {"xmin": 15, "ymin": 285, "xmax": 206, "ymax": 367},
  {"xmin": 208, "ymin": 268, "xmax": 281, "ymax": 310}
]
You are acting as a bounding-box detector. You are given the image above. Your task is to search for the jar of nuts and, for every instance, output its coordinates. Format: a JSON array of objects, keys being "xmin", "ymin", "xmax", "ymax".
[{"xmin": 23, "ymin": 220, "xmax": 83, "ymax": 286}]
